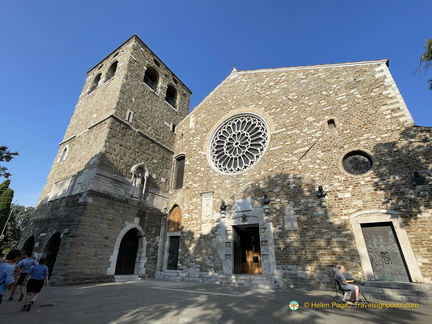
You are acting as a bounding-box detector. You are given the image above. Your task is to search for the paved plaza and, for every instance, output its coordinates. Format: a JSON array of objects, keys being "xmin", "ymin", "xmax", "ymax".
[{"xmin": 1, "ymin": 279, "xmax": 431, "ymax": 323}]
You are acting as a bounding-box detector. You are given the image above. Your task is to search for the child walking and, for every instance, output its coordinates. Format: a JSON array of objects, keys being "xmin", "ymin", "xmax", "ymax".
[{"xmin": 21, "ymin": 257, "xmax": 49, "ymax": 312}]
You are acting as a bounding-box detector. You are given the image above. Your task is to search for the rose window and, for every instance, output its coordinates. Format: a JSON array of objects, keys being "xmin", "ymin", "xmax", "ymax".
[
  {"xmin": 342, "ymin": 151, "xmax": 373, "ymax": 175},
  {"xmin": 209, "ymin": 114, "xmax": 268, "ymax": 174}
]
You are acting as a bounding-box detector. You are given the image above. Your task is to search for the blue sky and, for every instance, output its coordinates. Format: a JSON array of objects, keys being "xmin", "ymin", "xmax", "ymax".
[{"xmin": 1, "ymin": 0, "xmax": 431, "ymax": 207}]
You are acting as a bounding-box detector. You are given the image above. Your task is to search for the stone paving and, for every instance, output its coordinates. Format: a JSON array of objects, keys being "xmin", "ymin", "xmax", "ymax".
[{"xmin": 1, "ymin": 279, "xmax": 431, "ymax": 323}]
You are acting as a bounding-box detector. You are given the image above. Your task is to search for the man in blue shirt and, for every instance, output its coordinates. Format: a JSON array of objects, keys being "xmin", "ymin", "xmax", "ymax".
[
  {"xmin": 0, "ymin": 249, "xmax": 21, "ymax": 305},
  {"xmin": 334, "ymin": 265, "xmax": 360, "ymax": 302},
  {"xmin": 8, "ymin": 251, "xmax": 36, "ymax": 301}
]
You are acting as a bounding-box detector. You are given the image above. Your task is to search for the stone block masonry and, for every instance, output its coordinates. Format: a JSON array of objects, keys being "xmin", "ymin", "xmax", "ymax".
[
  {"xmin": 165, "ymin": 60, "xmax": 432, "ymax": 288},
  {"xmin": 19, "ymin": 35, "xmax": 191, "ymax": 285},
  {"xmin": 19, "ymin": 36, "xmax": 432, "ymax": 290}
]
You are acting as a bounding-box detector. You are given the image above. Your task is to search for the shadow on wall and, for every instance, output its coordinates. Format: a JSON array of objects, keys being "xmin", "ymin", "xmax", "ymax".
[
  {"xmin": 371, "ymin": 126, "xmax": 432, "ymax": 281},
  {"xmin": 169, "ymin": 126, "xmax": 432, "ymax": 288},
  {"xmin": 372, "ymin": 126, "xmax": 432, "ymax": 220},
  {"xmin": 19, "ymin": 153, "xmax": 164, "ymax": 284},
  {"xmin": 174, "ymin": 172, "xmax": 359, "ymax": 289}
]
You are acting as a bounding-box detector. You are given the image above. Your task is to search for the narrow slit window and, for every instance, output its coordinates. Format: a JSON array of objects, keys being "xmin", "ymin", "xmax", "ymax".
[
  {"xmin": 58, "ymin": 146, "xmax": 69, "ymax": 163},
  {"xmin": 174, "ymin": 156, "xmax": 185, "ymax": 189},
  {"xmin": 126, "ymin": 110, "xmax": 134, "ymax": 123},
  {"xmin": 327, "ymin": 119, "xmax": 336, "ymax": 129}
]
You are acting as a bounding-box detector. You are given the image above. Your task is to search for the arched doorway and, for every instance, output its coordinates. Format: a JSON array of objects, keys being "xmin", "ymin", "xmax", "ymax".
[
  {"xmin": 44, "ymin": 233, "xmax": 61, "ymax": 279},
  {"xmin": 165, "ymin": 206, "xmax": 182, "ymax": 270},
  {"xmin": 21, "ymin": 235, "xmax": 35, "ymax": 255},
  {"xmin": 350, "ymin": 210, "xmax": 423, "ymax": 282},
  {"xmin": 115, "ymin": 229, "xmax": 139, "ymax": 275}
]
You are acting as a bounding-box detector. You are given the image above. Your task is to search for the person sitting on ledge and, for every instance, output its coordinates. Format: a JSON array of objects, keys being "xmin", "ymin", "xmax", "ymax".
[{"xmin": 334, "ymin": 265, "xmax": 360, "ymax": 302}]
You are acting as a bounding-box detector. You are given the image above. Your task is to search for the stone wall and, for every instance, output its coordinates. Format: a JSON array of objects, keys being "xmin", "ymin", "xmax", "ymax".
[
  {"xmin": 20, "ymin": 35, "xmax": 191, "ymax": 285},
  {"xmin": 20, "ymin": 36, "xmax": 432, "ymax": 288},
  {"xmin": 38, "ymin": 35, "xmax": 190, "ymax": 205},
  {"xmin": 165, "ymin": 60, "xmax": 432, "ymax": 287}
]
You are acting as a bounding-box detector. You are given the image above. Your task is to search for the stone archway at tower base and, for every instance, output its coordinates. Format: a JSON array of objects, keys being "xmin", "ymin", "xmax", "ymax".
[{"xmin": 107, "ymin": 218, "xmax": 147, "ymax": 277}]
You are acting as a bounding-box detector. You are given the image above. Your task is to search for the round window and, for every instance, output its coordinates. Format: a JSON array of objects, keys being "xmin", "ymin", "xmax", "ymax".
[
  {"xmin": 343, "ymin": 151, "xmax": 373, "ymax": 175},
  {"xmin": 209, "ymin": 114, "xmax": 269, "ymax": 174}
]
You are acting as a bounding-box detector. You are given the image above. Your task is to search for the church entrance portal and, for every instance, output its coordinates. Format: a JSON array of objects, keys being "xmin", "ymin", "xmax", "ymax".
[
  {"xmin": 361, "ymin": 222, "xmax": 410, "ymax": 282},
  {"xmin": 115, "ymin": 229, "xmax": 139, "ymax": 275},
  {"xmin": 232, "ymin": 225, "xmax": 262, "ymax": 274},
  {"xmin": 167, "ymin": 236, "xmax": 180, "ymax": 270}
]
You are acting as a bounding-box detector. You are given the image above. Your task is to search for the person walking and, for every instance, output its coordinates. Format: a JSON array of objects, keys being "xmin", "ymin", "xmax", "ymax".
[
  {"xmin": 9, "ymin": 251, "xmax": 36, "ymax": 301},
  {"xmin": 0, "ymin": 249, "xmax": 21, "ymax": 306},
  {"xmin": 21, "ymin": 256, "xmax": 49, "ymax": 312}
]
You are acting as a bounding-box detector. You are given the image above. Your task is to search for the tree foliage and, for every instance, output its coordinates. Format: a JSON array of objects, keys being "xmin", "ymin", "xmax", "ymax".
[
  {"xmin": 0, "ymin": 145, "xmax": 19, "ymax": 178},
  {"xmin": 0, "ymin": 203, "xmax": 34, "ymax": 253},
  {"xmin": 418, "ymin": 39, "xmax": 432, "ymax": 90},
  {"xmin": 0, "ymin": 180, "xmax": 14, "ymax": 245}
]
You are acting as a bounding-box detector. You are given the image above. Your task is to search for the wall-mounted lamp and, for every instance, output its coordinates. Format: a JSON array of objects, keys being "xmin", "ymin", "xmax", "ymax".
[
  {"xmin": 412, "ymin": 171, "xmax": 426, "ymax": 186},
  {"xmin": 412, "ymin": 171, "xmax": 429, "ymax": 197},
  {"xmin": 316, "ymin": 186, "xmax": 327, "ymax": 198},
  {"xmin": 316, "ymin": 186, "xmax": 327, "ymax": 207},
  {"xmin": 220, "ymin": 200, "xmax": 226, "ymax": 216},
  {"xmin": 263, "ymin": 194, "xmax": 271, "ymax": 214}
]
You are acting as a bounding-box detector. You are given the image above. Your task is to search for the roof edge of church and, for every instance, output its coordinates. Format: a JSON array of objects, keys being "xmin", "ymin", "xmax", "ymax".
[
  {"xmin": 231, "ymin": 59, "xmax": 390, "ymax": 75},
  {"xmin": 182, "ymin": 59, "xmax": 391, "ymax": 127}
]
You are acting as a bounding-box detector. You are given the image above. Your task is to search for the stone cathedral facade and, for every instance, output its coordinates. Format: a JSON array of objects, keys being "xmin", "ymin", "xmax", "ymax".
[{"xmin": 19, "ymin": 35, "xmax": 432, "ymax": 288}]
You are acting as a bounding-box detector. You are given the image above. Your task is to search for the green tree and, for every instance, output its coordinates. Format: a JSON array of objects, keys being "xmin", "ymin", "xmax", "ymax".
[
  {"xmin": 0, "ymin": 180, "xmax": 14, "ymax": 247},
  {"xmin": 418, "ymin": 38, "xmax": 432, "ymax": 90},
  {"xmin": 0, "ymin": 203, "xmax": 34, "ymax": 253},
  {"xmin": 0, "ymin": 145, "xmax": 19, "ymax": 178}
]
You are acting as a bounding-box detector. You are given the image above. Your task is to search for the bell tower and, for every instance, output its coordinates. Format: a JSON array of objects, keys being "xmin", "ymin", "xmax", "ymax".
[{"xmin": 20, "ymin": 35, "xmax": 191, "ymax": 284}]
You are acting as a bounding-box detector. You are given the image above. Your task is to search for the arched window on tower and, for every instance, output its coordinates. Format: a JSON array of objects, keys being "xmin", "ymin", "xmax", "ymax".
[
  {"xmin": 57, "ymin": 146, "xmax": 69, "ymax": 163},
  {"xmin": 105, "ymin": 61, "xmax": 118, "ymax": 82},
  {"xmin": 89, "ymin": 73, "xmax": 101, "ymax": 93},
  {"xmin": 143, "ymin": 66, "xmax": 159, "ymax": 92},
  {"xmin": 165, "ymin": 85, "xmax": 177, "ymax": 108},
  {"xmin": 130, "ymin": 163, "xmax": 149, "ymax": 200},
  {"xmin": 174, "ymin": 155, "xmax": 185, "ymax": 190}
]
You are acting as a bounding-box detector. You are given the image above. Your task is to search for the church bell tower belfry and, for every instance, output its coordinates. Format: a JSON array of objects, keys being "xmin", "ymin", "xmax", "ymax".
[{"xmin": 19, "ymin": 35, "xmax": 191, "ymax": 285}]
